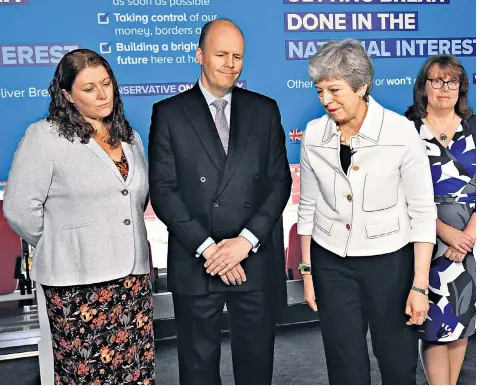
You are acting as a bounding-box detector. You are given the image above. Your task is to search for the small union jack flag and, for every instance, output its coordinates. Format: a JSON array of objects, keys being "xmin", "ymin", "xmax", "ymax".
[{"xmin": 289, "ymin": 128, "xmax": 303, "ymax": 142}]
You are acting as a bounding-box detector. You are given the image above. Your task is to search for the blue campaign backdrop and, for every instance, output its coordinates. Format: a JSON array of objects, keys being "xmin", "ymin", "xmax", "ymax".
[{"xmin": 0, "ymin": 0, "xmax": 475, "ymax": 182}]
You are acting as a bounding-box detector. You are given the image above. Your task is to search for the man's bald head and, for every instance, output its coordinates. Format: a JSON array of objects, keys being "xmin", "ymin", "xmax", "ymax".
[
  {"xmin": 195, "ymin": 18, "xmax": 245, "ymax": 98},
  {"xmin": 198, "ymin": 19, "xmax": 244, "ymax": 52}
]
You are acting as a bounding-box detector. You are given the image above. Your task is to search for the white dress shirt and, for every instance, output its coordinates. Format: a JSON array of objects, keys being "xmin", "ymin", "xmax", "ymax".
[
  {"xmin": 297, "ymin": 97, "xmax": 436, "ymax": 257},
  {"xmin": 196, "ymin": 79, "xmax": 259, "ymax": 256}
]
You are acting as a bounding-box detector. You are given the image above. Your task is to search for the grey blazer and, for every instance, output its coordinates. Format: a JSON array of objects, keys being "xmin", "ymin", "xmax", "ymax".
[{"xmin": 3, "ymin": 119, "xmax": 150, "ymax": 286}]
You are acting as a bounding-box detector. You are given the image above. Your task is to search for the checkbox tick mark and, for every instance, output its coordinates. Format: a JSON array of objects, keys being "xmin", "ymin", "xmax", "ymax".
[
  {"xmin": 100, "ymin": 42, "xmax": 112, "ymax": 54},
  {"xmin": 98, "ymin": 12, "xmax": 110, "ymax": 24}
]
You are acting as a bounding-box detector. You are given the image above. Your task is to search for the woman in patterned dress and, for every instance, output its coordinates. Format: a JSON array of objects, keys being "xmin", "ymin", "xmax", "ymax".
[
  {"xmin": 3, "ymin": 49, "xmax": 155, "ymax": 384},
  {"xmin": 406, "ymin": 55, "xmax": 475, "ymax": 385}
]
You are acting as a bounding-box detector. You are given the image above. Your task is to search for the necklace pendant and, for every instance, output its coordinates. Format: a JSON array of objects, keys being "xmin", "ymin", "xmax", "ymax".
[{"xmin": 440, "ymin": 134, "xmax": 448, "ymax": 141}]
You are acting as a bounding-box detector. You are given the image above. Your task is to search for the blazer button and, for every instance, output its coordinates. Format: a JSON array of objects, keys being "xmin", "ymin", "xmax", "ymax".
[
  {"xmin": 253, "ymin": 174, "xmax": 259, "ymax": 180},
  {"xmin": 244, "ymin": 202, "xmax": 250, "ymax": 208},
  {"xmin": 200, "ymin": 177, "xmax": 206, "ymax": 183},
  {"xmin": 122, "ymin": 189, "xmax": 129, "ymax": 196},
  {"xmin": 346, "ymin": 194, "xmax": 353, "ymax": 202},
  {"xmin": 124, "ymin": 219, "xmax": 131, "ymax": 226},
  {"xmin": 213, "ymin": 202, "xmax": 219, "ymax": 208},
  {"xmin": 346, "ymin": 224, "xmax": 351, "ymax": 231},
  {"xmin": 352, "ymin": 166, "xmax": 359, "ymax": 171}
]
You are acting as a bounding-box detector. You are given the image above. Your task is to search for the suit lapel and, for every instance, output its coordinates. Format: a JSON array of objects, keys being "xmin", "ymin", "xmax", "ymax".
[
  {"xmin": 122, "ymin": 141, "xmax": 136, "ymax": 186},
  {"xmin": 84, "ymin": 139, "xmax": 126, "ymax": 185},
  {"xmin": 182, "ymin": 84, "xmax": 226, "ymax": 170},
  {"xmin": 216, "ymin": 87, "xmax": 255, "ymax": 198}
]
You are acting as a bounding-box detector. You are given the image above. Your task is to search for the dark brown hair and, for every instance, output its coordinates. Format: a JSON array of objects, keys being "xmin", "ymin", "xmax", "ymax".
[
  {"xmin": 405, "ymin": 55, "xmax": 473, "ymax": 120},
  {"xmin": 47, "ymin": 48, "xmax": 133, "ymax": 147}
]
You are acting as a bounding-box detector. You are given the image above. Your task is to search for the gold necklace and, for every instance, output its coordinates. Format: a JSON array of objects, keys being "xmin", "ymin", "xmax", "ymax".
[
  {"xmin": 425, "ymin": 113, "xmax": 455, "ymax": 142},
  {"xmin": 94, "ymin": 125, "xmax": 109, "ymax": 144}
]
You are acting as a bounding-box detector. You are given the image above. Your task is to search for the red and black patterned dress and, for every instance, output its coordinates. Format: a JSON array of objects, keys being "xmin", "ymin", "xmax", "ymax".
[{"xmin": 43, "ymin": 150, "xmax": 155, "ymax": 385}]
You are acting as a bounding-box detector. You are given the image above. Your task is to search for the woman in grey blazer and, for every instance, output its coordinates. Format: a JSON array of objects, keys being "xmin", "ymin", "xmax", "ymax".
[
  {"xmin": 297, "ymin": 39, "xmax": 437, "ymax": 385},
  {"xmin": 3, "ymin": 49, "xmax": 154, "ymax": 385}
]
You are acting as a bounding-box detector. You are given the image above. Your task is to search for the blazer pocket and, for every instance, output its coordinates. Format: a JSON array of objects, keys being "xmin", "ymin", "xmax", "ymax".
[
  {"xmin": 62, "ymin": 220, "xmax": 100, "ymax": 230},
  {"xmin": 365, "ymin": 218, "xmax": 400, "ymax": 239},
  {"xmin": 362, "ymin": 172, "xmax": 399, "ymax": 212},
  {"xmin": 313, "ymin": 209, "xmax": 334, "ymax": 235}
]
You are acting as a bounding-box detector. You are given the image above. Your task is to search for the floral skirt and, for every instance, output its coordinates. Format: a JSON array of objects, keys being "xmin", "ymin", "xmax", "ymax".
[{"xmin": 43, "ymin": 274, "xmax": 155, "ymax": 385}]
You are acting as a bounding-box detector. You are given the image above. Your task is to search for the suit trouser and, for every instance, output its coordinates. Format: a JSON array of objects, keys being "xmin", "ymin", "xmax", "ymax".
[
  {"xmin": 173, "ymin": 290, "xmax": 275, "ymax": 385},
  {"xmin": 311, "ymin": 241, "xmax": 418, "ymax": 385}
]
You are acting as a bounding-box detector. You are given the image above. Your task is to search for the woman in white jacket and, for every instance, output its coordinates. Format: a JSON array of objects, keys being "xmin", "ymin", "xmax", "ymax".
[{"xmin": 297, "ymin": 39, "xmax": 437, "ymax": 385}]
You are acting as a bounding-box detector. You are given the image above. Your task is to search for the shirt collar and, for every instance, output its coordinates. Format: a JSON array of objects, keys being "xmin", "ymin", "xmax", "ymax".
[
  {"xmin": 198, "ymin": 78, "xmax": 232, "ymax": 107},
  {"xmin": 322, "ymin": 96, "xmax": 384, "ymax": 144},
  {"xmin": 419, "ymin": 122, "xmax": 434, "ymax": 140}
]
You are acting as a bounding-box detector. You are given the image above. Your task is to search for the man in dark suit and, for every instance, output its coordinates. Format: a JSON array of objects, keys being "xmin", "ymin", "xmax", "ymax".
[{"xmin": 148, "ymin": 18, "xmax": 292, "ymax": 385}]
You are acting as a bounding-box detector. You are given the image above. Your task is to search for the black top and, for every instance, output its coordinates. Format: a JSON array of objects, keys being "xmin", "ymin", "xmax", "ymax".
[{"xmin": 340, "ymin": 145, "xmax": 352, "ymax": 174}]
